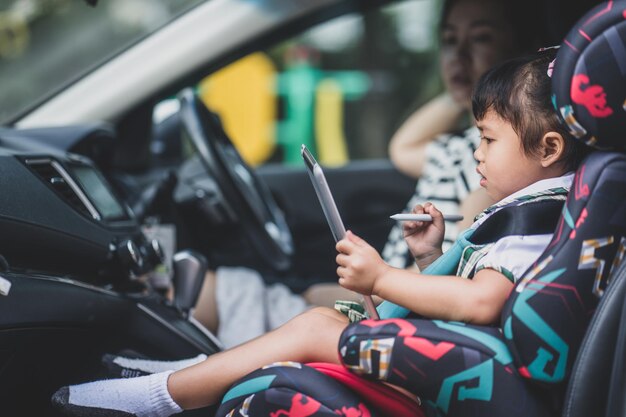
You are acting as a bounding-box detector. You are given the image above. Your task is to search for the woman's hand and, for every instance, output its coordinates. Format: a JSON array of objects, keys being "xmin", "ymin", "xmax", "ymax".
[
  {"xmin": 335, "ymin": 231, "xmax": 389, "ymax": 296},
  {"xmin": 388, "ymin": 93, "xmax": 466, "ymax": 178},
  {"xmin": 403, "ymin": 202, "xmax": 444, "ymax": 270}
]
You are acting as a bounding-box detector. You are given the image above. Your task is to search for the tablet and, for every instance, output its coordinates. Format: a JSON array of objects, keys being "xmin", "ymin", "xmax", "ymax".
[{"xmin": 301, "ymin": 144, "xmax": 379, "ymax": 320}]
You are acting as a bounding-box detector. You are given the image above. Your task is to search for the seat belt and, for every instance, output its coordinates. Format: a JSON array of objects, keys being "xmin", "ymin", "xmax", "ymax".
[
  {"xmin": 376, "ymin": 199, "xmax": 565, "ymax": 319},
  {"xmin": 469, "ymin": 199, "xmax": 564, "ymax": 244}
]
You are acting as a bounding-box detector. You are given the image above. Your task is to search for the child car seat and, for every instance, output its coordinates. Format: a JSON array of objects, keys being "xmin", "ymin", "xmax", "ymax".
[{"xmin": 215, "ymin": 2, "xmax": 626, "ymax": 416}]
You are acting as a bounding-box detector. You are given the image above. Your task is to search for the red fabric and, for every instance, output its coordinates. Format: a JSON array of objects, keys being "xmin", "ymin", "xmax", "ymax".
[{"xmin": 306, "ymin": 362, "xmax": 425, "ymax": 417}]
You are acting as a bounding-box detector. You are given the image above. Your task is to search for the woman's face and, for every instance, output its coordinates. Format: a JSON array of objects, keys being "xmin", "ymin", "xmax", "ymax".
[{"xmin": 439, "ymin": 0, "xmax": 517, "ymax": 109}]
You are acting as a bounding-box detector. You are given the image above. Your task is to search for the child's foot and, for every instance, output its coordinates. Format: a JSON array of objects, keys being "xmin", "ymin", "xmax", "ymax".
[
  {"xmin": 102, "ymin": 353, "xmax": 208, "ymax": 378},
  {"xmin": 51, "ymin": 371, "xmax": 182, "ymax": 417}
]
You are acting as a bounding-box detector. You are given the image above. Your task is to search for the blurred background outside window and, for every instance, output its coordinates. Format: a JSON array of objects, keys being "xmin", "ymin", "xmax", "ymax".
[
  {"xmin": 0, "ymin": 0, "xmax": 444, "ymax": 167},
  {"xmin": 0, "ymin": 0, "xmax": 203, "ymax": 123},
  {"xmin": 197, "ymin": 0, "xmax": 443, "ymax": 167}
]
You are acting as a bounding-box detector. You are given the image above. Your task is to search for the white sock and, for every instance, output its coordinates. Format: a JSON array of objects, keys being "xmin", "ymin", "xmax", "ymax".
[
  {"xmin": 55, "ymin": 371, "xmax": 182, "ymax": 417},
  {"xmin": 112, "ymin": 353, "xmax": 207, "ymax": 374}
]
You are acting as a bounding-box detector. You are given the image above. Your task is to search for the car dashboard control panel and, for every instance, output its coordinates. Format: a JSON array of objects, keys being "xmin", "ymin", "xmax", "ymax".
[{"xmin": 0, "ymin": 148, "xmax": 161, "ymax": 287}]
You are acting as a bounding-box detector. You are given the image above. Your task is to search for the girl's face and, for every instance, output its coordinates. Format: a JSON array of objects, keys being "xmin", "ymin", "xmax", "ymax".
[
  {"xmin": 474, "ymin": 111, "xmax": 546, "ymax": 201},
  {"xmin": 439, "ymin": 0, "xmax": 517, "ymax": 110}
]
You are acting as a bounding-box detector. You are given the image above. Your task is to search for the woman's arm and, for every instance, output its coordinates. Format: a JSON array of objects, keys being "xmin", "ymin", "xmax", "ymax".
[{"xmin": 388, "ymin": 93, "xmax": 466, "ymax": 179}]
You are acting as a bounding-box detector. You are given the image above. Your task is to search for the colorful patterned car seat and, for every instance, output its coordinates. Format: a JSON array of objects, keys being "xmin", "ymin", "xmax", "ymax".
[{"xmin": 214, "ymin": 2, "xmax": 626, "ymax": 416}]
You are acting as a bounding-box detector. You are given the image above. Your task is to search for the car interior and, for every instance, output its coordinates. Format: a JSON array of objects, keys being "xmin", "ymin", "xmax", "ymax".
[
  {"xmin": 0, "ymin": 0, "xmax": 621, "ymax": 416},
  {"xmin": 212, "ymin": 5, "xmax": 626, "ymax": 416}
]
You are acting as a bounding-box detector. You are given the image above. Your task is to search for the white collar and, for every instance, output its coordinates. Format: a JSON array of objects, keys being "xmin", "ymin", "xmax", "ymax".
[
  {"xmin": 471, "ymin": 172, "xmax": 575, "ymax": 229},
  {"xmin": 494, "ymin": 172, "xmax": 575, "ymax": 207}
]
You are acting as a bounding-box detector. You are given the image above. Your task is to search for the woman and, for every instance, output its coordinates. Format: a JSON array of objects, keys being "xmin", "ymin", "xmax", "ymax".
[{"xmin": 384, "ymin": 0, "xmax": 540, "ymax": 266}]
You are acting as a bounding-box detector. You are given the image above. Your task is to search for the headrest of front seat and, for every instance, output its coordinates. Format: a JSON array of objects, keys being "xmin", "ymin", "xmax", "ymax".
[{"xmin": 552, "ymin": 1, "xmax": 626, "ymax": 151}]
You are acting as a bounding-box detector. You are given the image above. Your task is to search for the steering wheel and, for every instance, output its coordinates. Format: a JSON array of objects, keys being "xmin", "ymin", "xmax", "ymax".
[{"xmin": 177, "ymin": 88, "xmax": 294, "ymax": 271}]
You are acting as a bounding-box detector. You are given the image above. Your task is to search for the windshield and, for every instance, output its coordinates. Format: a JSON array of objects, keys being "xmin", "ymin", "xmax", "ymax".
[{"xmin": 0, "ymin": 0, "xmax": 204, "ymax": 124}]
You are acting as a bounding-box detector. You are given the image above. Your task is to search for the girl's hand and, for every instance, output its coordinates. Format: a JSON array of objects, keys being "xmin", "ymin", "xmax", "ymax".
[
  {"xmin": 335, "ymin": 231, "xmax": 389, "ymax": 296},
  {"xmin": 403, "ymin": 202, "xmax": 444, "ymax": 269}
]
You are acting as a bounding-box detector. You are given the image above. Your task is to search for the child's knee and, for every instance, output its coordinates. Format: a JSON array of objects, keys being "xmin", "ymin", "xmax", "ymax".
[
  {"xmin": 291, "ymin": 307, "xmax": 348, "ymax": 332},
  {"xmin": 306, "ymin": 306, "xmax": 346, "ymax": 320}
]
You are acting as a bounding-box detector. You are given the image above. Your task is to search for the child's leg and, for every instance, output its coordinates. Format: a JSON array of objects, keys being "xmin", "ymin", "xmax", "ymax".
[
  {"xmin": 53, "ymin": 306, "xmax": 349, "ymax": 416},
  {"xmin": 169, "ymin": 306, "xmax": 349, "ymax": 409}
]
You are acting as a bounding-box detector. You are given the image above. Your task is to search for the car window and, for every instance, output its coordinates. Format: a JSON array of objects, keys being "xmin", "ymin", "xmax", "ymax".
[
  {"xmin": 193, "ymin": 0, "xmax": 443, "ymax": 167},
  {"xmin": 0, "ymin": 0, "xmax": 205, "ymax": 124}
]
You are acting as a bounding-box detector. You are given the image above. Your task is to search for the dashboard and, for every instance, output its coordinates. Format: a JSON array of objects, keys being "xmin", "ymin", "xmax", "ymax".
[
  {"xmin": 0, "ymin": 127, "xmax": 160, "ymax": 287},
  {"xmin": 0, "ymin": 125, "xmax": 221, "ymax": 416}
]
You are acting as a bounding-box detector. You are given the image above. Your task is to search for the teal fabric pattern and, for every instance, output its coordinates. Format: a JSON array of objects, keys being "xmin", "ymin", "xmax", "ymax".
[
  {"xmin": 221, "ymin": 375, "xmax": 276, "ymax": 403},
  {"xmin": 377, "ymin": 228, "xmax": 473, "ymax": 319}
]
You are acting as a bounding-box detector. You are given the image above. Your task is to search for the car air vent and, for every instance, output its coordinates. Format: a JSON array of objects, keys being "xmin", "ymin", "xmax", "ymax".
[{"xmin": 24, "ymin": 159, "xmax": 101, "ymax": 220}]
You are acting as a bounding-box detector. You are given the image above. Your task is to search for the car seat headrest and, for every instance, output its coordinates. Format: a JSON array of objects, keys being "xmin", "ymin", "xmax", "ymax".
[{"xmin": 552, "ymin": 1, "xmax": 626, "ymax": 151}]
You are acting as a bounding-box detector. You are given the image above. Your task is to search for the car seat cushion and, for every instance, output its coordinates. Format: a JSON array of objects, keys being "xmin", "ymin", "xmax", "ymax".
[
  {"xmin": 501, "ymin": 0, "xmax": 626, "ymax": 385},
  {"xmin": 307, "ymin": 362, "xmax": 424, "ymax": 417},
  {"xmin": 338, "ymin": 318, "xmax": 552, "ymax": 417},
  {"xmin": 551, "ymin": 1, "xmax": 626, "ymax": 150},
  {"xmin": 215, "ymin": 361, "xmax": 415, "ymax": 417},
  {"xmin": 501, "ymin": 152, "xmax": 626, "ymax": 385}
]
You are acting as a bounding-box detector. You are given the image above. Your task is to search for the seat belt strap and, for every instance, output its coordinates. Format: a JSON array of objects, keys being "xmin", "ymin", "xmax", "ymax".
[
  {"xmin": 469, "ymin": 199, "xmax": 564, "ymax": 245},
  {"xmin": 376, "ymin": 199, "xmax": 565, "ymax": 319}
]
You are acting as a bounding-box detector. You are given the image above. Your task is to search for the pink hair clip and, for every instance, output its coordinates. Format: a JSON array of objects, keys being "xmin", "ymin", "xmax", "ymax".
[{"xmin": 537, "ymin": 46, "xmax": 560, "ymax": 78}]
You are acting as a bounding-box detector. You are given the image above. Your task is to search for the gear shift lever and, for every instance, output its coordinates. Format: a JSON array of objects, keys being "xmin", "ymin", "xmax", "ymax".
[{"xmin": 172, "ymin": 250, "xmax": 208, "ymax": 317}]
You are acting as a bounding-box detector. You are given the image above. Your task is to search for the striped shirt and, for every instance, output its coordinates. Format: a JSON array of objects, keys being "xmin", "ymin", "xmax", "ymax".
[{"xmin": 382, "ymin": 127, "xmax": 481, "ymax": 268}]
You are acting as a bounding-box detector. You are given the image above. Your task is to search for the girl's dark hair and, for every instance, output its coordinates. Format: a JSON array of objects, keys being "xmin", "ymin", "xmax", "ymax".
[{"xmin": 472, "ymin": 49, "xmax": 592, "ymax": 171}]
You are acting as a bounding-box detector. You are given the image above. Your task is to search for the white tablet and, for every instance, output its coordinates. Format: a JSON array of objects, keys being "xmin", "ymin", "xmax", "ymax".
[{"xmin": 301, "ymin": 144, "xmax": 379, "ymax": 320}]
